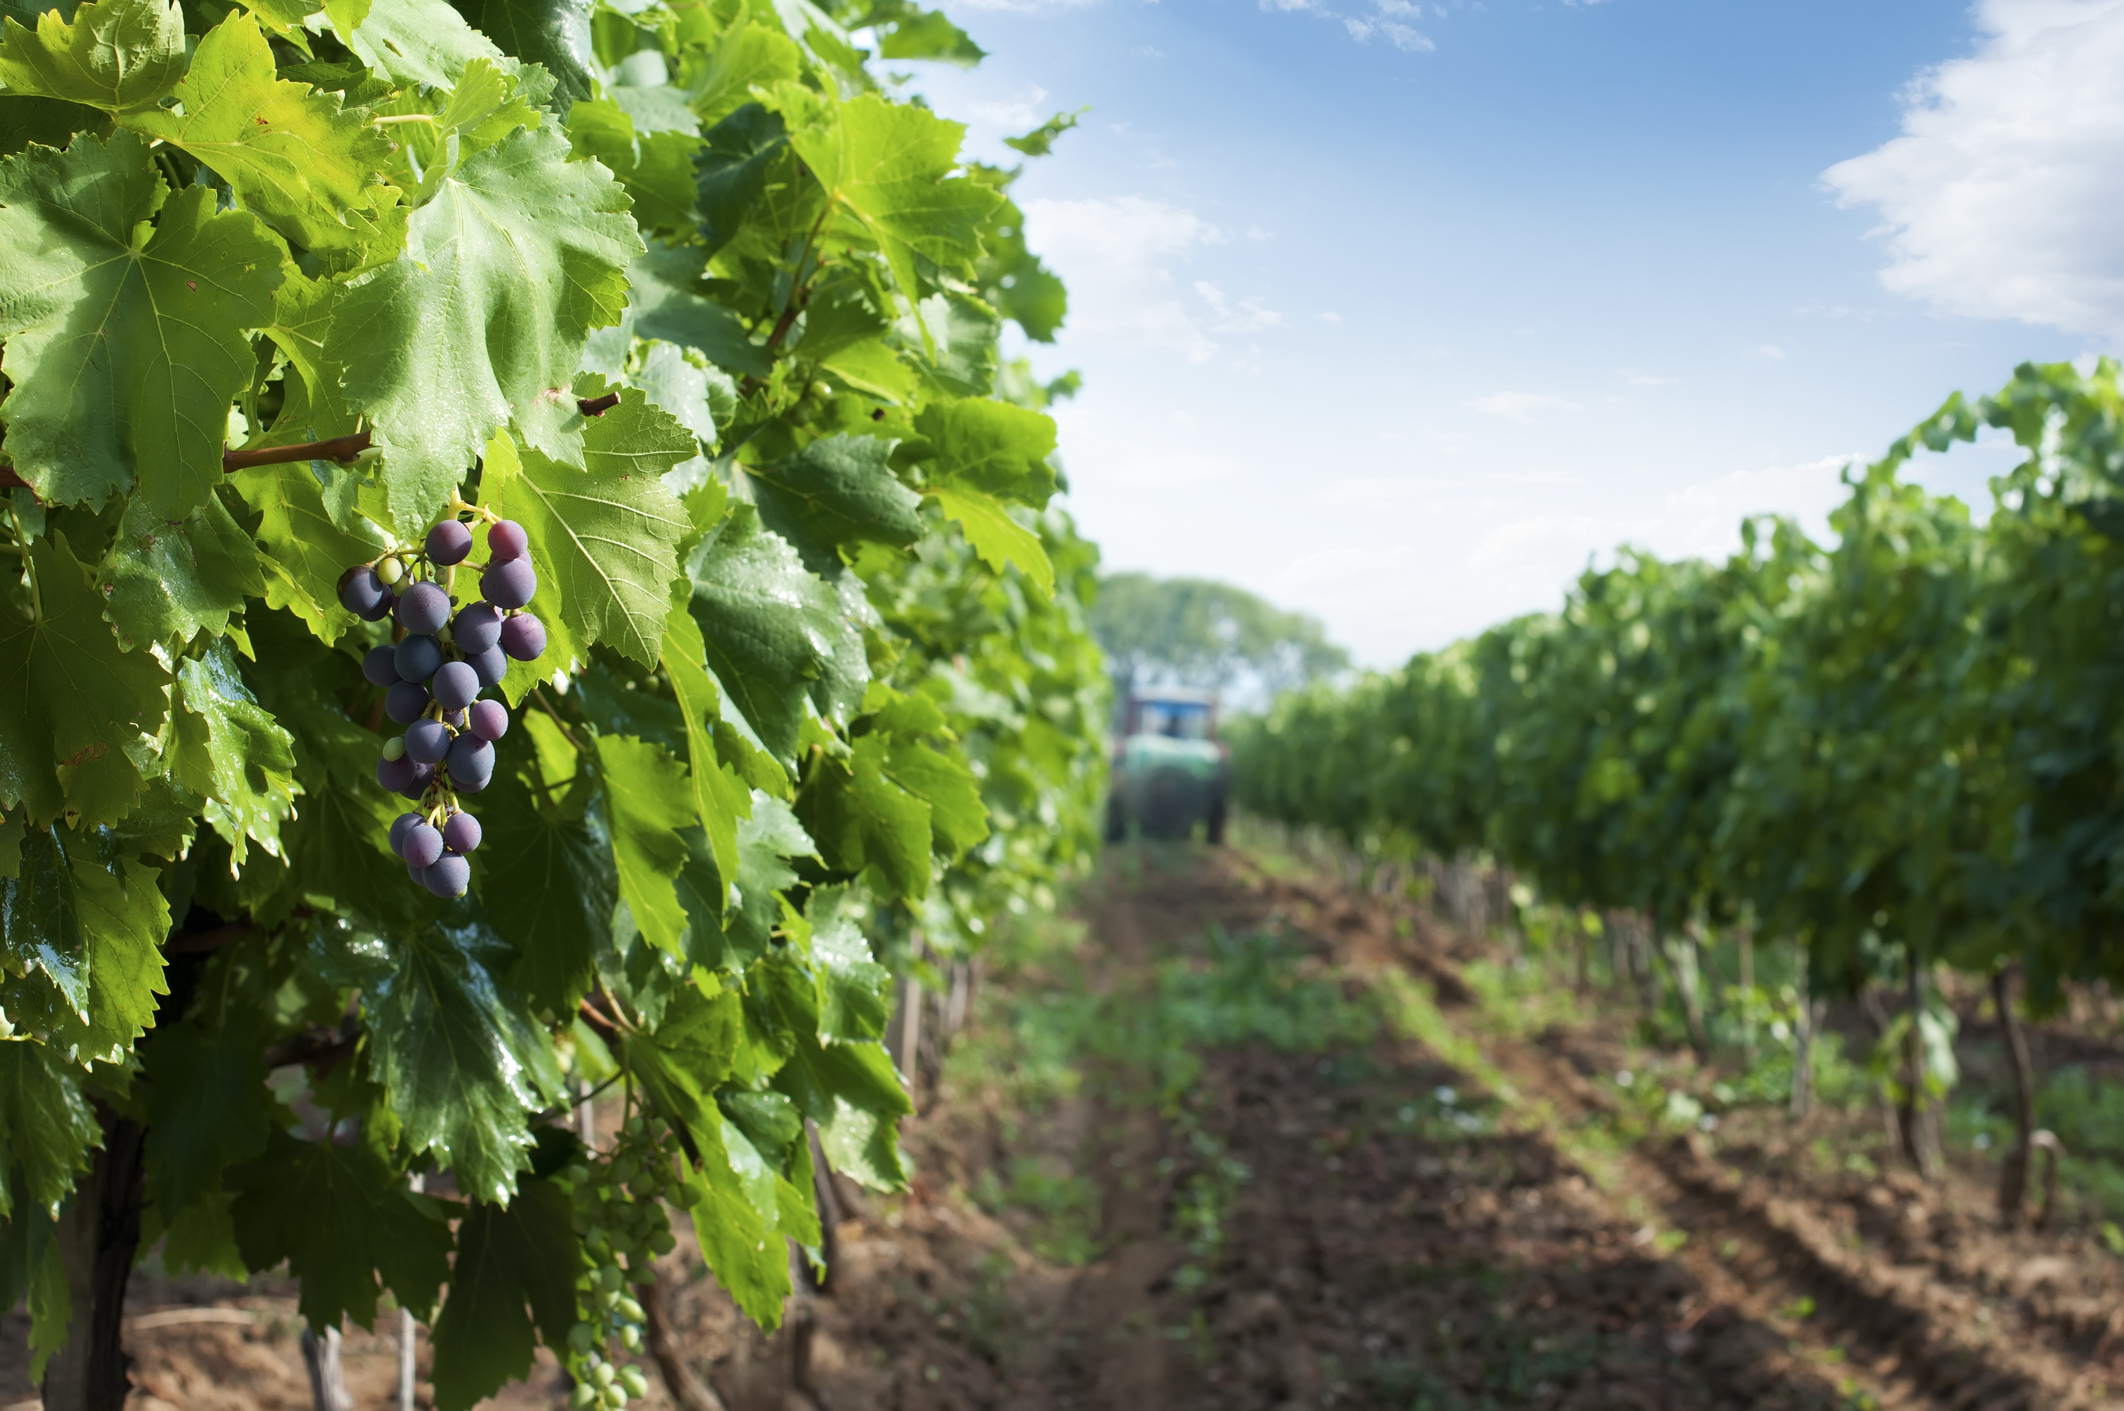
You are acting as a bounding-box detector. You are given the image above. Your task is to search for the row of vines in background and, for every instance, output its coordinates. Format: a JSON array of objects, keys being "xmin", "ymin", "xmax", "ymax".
[
  {"xmin": 1232, "ymin": 359, "xmax": 2124, "ymax": 1229},
  {"xmin": 0, "ymin": 0, "xmax": 1107, "ymax": 1404}
]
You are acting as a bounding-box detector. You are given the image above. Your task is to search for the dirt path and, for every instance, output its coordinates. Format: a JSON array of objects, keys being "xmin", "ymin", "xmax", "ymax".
[{"xmin": 7, "ymin": 844, "xmax": 2115, "ymax": 1409}]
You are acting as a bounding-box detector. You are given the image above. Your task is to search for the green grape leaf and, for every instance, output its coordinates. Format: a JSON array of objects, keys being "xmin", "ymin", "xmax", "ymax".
[
  {"xmin": 0, "ymin": 0, "xmax": 185, "ymax": 113},
  {"xmin": 64, "ymin": 841, "xmax": 170, "ymax": 1062},
  {"xmin": 726, "ymin": 795, "xmax": 812, "ymax": 964},
  {"xmin": 0, "ymin": 1039, "xmax": 99, "ymax": 1222},
  {"xmin": 0, "ymin": 133, "xmax": 285, "ymax": 517},
  {"xmin": 0, "ymin": 537, "xmax": 170, "ymax": 826},
  {"xmin": 140, "ymin": 1022, "xmax": 274, "ymax": 1216},
  {"xmin": 0, "ymin": 93, "xmax": 101, "ymax": 156},
  {"xmin": 345, "ymin": 0, "xmax": 504, "ymax": 87},
  {"xmin": 0, "ymin": 825, "xmax": 86, "ymax": 1020},
  {"xmin": 229, "ymin": 460, "xmax": 389, "ymax": 646},
  {"xmin": 428, "ymin": 1180, "xmax": 579, "ymax": 1411},
  {"xmin": 363, "ymin": 919, "xmax": 565, "ymax": 1204},
  {"xmin": 683, "ymin": 504, "xmax": 868, "ymax": 767},
  {"xmin": 686, "ymin": 20, "xmax": 800, "ymax": 127},
  {"xmin": 625, "ymin": 241, "xmax": 771, "ymax": 378},
  {"xmin": 448, "ymin": 0, "xmax": 594, "ymax": 105},
  {"xmin": 170, "ymin": 646, "xmax": 302, "ymax": 869},
  {"xmin": 98, "ymin": 490, "xmax": 266, "ymax": 651},
  {"xmin": 258, "ymin": 268, "xmax": 361, "ymax": 447},
  {"xmin": 883, "ymin": 734, "xmax": 986, "ymax": 858},
  {"xmin": 782, "ymin": 89, "xmax": 1003, "ymax": 308},
  {"xmin": 749, "ymin": 434, "xmax": 922, "ymax": 575},
  {"xmin": 127, "ymin": 15, "xmax": 393, "ymax": 252},
  {"xmin": 797, "ymin": 886, "xmax": 887, "ymax": 1044},
  {"xmin": 797, "ymin": 733, "xmax": 931, "ymax": 899},
  {"xmin": 486, "ymin": 395, "xmax": 694, "ymax": 667},
  {"xmin": 693, "ymin": 100, "xmax": 795, "ymax": 258},
  {"xmin": 327, "ymin": 123, "xmax": 639, "ymax": 530},
  {"xmin": 914, "ymin": 397, "xmax": 1057, "ymax": 505},
  {"xmin": 631, "ymin": 340, "xmax": 725, "ymax": 451},
  {"xmin": 594, "ymin": 734, "xmax": 694, "ymax": 960},
  {"xmin": 275, "ymin": 775, "xmax": 434, "ymax": 931},
  {"xmin": 753, "ymin": 952, "xmax": 907, "ymax": 1188},
  {"xmin": 564, "ymin": 97, "xmax": 699, "ymax": 235},
  {"xmin": 660, "ymin": 606, "xmax": 752, "ymax": 899},
  {"xmin": 876, "ymin": 8, "xmax": 983, "ymax": 66},
  {"xmin": 229, "ymin": 1128, "xmax": 454, "ymax": 1328},
  {"xmin": 624, "ymin": 980, "xmax": 739, "ymax": 1155},
  {"xmin": 927, "ymin": 485, "xmax": 1053, "ymax": 597}
]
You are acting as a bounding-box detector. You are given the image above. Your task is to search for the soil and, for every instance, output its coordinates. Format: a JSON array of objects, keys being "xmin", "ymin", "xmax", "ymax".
[{"xmin": 5, "ymin": 843, "xmax": 2120, "ymax": 1409}]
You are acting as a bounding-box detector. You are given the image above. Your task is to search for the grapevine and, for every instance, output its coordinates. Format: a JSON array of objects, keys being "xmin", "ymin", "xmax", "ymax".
[{"xmin": 0, "ymin": 0, "xmax": 1108, "ymax": 1403}]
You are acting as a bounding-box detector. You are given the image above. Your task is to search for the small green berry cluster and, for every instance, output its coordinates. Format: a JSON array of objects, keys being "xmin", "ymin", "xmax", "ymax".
[{"xmin": 561, "ymin": 1112, "xmax": 693, "ymax": 1408}]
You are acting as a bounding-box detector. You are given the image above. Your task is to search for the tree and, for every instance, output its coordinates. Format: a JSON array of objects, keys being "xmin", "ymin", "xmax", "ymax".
[
  {"xmin": 1091, "ymin": 572, "xmax": 1348, "ymax": 702},
  {"xmin": 0, "ymin": 0, "xmax": 1108, "ymax": 1406}
]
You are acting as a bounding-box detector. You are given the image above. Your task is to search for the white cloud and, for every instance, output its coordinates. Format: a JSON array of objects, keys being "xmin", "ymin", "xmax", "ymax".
[
  {"xmin": 966, "ymin": 85, "xmax": 1051, "ymax": 131},
  {"xmin": 1473, "ymin": 391, "xmax": 1575, "ymax": 420},
  {"xmin": 1267, "ymin": 0, "xmax": 1433, "ymax": 51},
  {"xmin": 1824, "ymin": 0, "xmax": 2124, "ymax": 341},
  {"xmin": 1022, "ymin": 196, "xmax": 1232, "ymax": 361},
  {"xmin": 1316, "ymin": 311, "xmax": 1344, "ymax": 324},
  {"xmin": 1194, "ymin": 281, "xmax": 1285, "ymax": 332},
  {"xmin": 1747, "ymin": 343, "xmax": 1786, "ymax": 360}
]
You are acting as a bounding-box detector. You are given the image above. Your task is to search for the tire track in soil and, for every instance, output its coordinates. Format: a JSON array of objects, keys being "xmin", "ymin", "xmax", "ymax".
[{"xmin": 1234, "ymin": 851, "xmax": 2108, "ymax": 1411}]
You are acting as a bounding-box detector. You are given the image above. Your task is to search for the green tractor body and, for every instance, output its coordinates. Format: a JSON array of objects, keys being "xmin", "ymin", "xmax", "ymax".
[{"xmin": 1107, "ymin": 690, "xmax": 1230, "ymax": 842}]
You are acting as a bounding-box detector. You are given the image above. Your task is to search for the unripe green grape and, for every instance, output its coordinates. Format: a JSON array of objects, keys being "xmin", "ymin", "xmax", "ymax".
[
  {"xmin": 628, "ymin": 1173, "xmax": 658, "ymax": 1198},
  {"xmin": 649, "ymin": 1228, "xmax": 676, "ymax": 1256},
  {"xmin": 585, "ymin": 1226, "xmax": 609, "ymax": 1256},
  {"xmin": 598, "ymin": 1263, "xmax": 624, "ymax": 1292},
  {"xmin": 807, "ymin": 380, "xmax": 832, "ymax": 402},
  {"xmin": 616, "ymin": 1295, "xmax": 644, "ymax": 1323},
  {"xmin": 570, "ymin": 1381, "xmax": 598, "ymax": 1409},
  {"xmin": 601, "ymin": 1387, "xmax": 628, "ymax": 1410},
  {"xmin": 619, "ymin": 1325, "xmax": 641, "ymax": 1351},
  {"xmin": 611, "ymin": 1158, "xmax": 638, "ymax": 1185},
  {"xmin": 568, "ymin": 1322, "xmax": 596, "ymax": 1353},
  {"xmin": 592, "ymin": 1363, "xmax": 616, "ymax": 1389},
  {"xmin": 377, "ymin": 557, "xmax": 405, "ymax": 585},
  {"xmin": 620, "ymin": 1367, "xmax": 649, "ymax": 1398}
]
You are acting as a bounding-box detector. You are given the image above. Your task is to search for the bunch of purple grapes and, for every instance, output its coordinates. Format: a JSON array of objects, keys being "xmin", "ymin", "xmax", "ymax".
[{"xmin": 338, "ymin": 516, "xmax": 549, "ymax": 897}]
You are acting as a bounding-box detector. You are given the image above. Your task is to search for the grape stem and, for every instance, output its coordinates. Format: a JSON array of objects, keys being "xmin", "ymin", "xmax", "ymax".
[
  {"xmin": 222, "ymin": 395, "xmax": 623, "ymax": 473},
  {"xmin": 533, "ymin": 687, "xmax": 588, "ymax": 753}
]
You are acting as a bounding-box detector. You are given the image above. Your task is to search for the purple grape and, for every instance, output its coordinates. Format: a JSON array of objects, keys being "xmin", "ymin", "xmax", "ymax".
[
  {"xmin": 499, "ymin": 613, "xmax": 547, "ymax": 662},
  {"xmin": 376, "ymin": 752, "xmax": 416, "ymax": 792},
  {"xmin": 442, "ymin": 811, "xmax": 482, "ymax": 854},
  {"xmin": 453, "ymin": 602, "xmax": 503, "ymax": 655},
  {"xmin": 427, "ymin": 519, "xmax": 474, "ymax": 566},
  {"xmin": 482, "ymin": 557, "xmax": 536, "ymax": 610},
  {"xmin": 362, "ymin": 644, "xmax": 400, "ymax": 687},
  {"xmin": 446, "ymin": 733, "xmax": 494, "ymax": 782},
  {"xmin": 395, "ymin": 581, "xmax": 452, "ymax": 636},
  {"xmin": 400, "ymin": 760, "xmax": 435, "ymax": 800},
  {"xmin": 400, "ymin": 822, "xmax": 444, "ymax": 869},
  {"xmin": 432, "ymin": 660, "xmax": 479, "ymax": 711},
  {"xmin": 424, "ymin": 852, "xmax": 472, "ymax": 898},
  {"xmin": 486, "ymin": 520, "xmax": 528, "ymax": 563},
  {"xmin": 389, "ymin": 811, "xmax": 422, "ymax": 855},
  {"xmin": 395, "ymin": 634, "xmax": 443, "ymax": 683},
  {"xmin": 468, "ymin": 699, "xmax": 509, "ymax": 742},
  {"xmin": 407, "ymin": 861, "xmax": 424, "ymax": 883},
  {"xmin": 442, "ymin": 709, "xmax": 468, "ymax": 731},
  {"xmin": 466, "ymin": 646, "xmax": 508, "ymax": 689},
  {"xmin": 405, "ymin": 718, "xmax": 452, "ymax": 764},
  {"xmin": 385, "ymin": 680, "xmax": 429, "ymax": 725},
  {"xmin": 338, "ymin": 566, "xmax": 388, "ymax": 617}
]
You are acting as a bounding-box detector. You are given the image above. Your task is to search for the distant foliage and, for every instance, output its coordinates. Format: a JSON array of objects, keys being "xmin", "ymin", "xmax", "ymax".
[{"xmin": 1092, "ymin": 572, "xmax": 1348, "ymax": 702}]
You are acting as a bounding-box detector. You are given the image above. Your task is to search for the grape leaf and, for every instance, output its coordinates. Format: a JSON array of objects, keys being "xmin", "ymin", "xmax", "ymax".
[
  {"xmin": 749, "ymin": 433, "xmax": 922, "ymax": 575},
  {"xmin": 345, "ymin": 0, "xmax": 504, "ymax": 88},
  {"xmin": 682, "ymin": 504, "xmax": 868, "ymax": 767},
  {"xmin": 781, "ymin": 89, "xmax": 1002, "ymax": 308},
  {"xmin": 128, "ymin": 14, "xmax": 394, "ymax": 253},
  {"xmin": 171, "ymin": 646, "xmax": 303, "ymax": 869},
  {"xmin": 927, "ymin": 485, "xmax": 1052, "ymax": 597},
  {"xmin": 798, "ymin": 733, "xmax": 932, "ymax": 899},
  {"xmin": 326, "ymin": 123, "xmax": 639, "ymax": 530},
  {"xmin": 625, "ymin": 241, "xmax": 771, "ymax": 378},
  {"xmin": 0, "ymin": 133, "xmax": 286, "ymax": 517},
  {"xmin": 486, "ymin": 393, "xmax": 694, "ymax": 667},
  {"xmin": 0, "ymin": 1038, "xmax": 99, "ymax": 1222},
  {"xmin": 0, "ymin": 0, "xmax": 185, "ymax": 113},
  {"xmin": 63, "ymin": 839, "xmax": 170, "ymax": 1062},
  {"xmin": 0, "ymin": 537, "xmax": 170, "ymax": 826},
  {"xmin": 98, "ymin": 489, "xmax": 266, "ymax": 651},
  {"xmin": 363, "ymin": 918, "xmax": 565, "ymax": 1203},
  {"xmin": 794, "ymin": 886, "xmax": 887, "ymax": 1044},
  {"xmin": 229, "ymin": 460, "xmax": 390, "ymax": 646},
  {"xmin": 594, "ymin": 734, "xmax": 696, "ymax": 961},
  {"xmin": 428, "ymin": 1180, "xmax": 579, "ymax": 1411},
  {"xmin": 915, "ymin": 397, "xmax": 1057, "ymax": 505},
  {"xmin": 0, "ymin": 825, "xmax": 86, "ymax": 1020},
  {"xmin": 686, "ymin": 20, "xmax": 799, "ymax": 128},
  {"xmin": 659, "ymin": 606, "xmax": 752, "ymax": 899},
  {"xmin": 875, "ymin": 8, "xmax": 984, "ymax": 66},
  {"xmin": 0, "ymin": 93, "xmax": 101, "ymax": 156},
  {"xmin": 140, "ymin": 1022, "xmax": 275, "ymax": 1216},
  {"xmin": 564, "ymin": 96, "xmax": 699, "ymax": 235},
  {"xmin": 448, "ymin": 0, "xmax": 595, "ymax": 105},
  {"xmin": 229, "ymin": 1128, "xmax": 454, "ymax": 1328},
  {"xmin": 752, "ymin": 951, "xmax": 907, "ymax": 1188}
]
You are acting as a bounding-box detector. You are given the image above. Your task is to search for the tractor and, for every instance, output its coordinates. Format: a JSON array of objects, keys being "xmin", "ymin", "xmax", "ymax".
[{"xmin": 1106, "ymin": 688, "xmax": 1230, "ymax": 843}]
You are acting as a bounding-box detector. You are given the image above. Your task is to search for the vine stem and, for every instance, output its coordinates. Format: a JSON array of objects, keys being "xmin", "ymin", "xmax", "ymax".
[{"xmin": 533, "ymin": 686, "xmax": 588, "ymax": 753}]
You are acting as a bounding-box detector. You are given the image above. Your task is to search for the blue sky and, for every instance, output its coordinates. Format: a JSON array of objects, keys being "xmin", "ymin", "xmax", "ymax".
[{"xmin": 903, "ymin": 0, "xmax": 2124, "ymax": 665}]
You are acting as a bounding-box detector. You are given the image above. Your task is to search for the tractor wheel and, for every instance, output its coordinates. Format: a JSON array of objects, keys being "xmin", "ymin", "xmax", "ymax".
[{"xmin": 1139, "ymin": 767, "xmax": 1202, "ymax": 840}]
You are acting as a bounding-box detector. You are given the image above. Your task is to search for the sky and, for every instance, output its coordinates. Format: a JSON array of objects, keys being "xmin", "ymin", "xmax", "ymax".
[{"xmin": 901, "ymin": 0, "xmax": 2124, "ymax": 666}]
